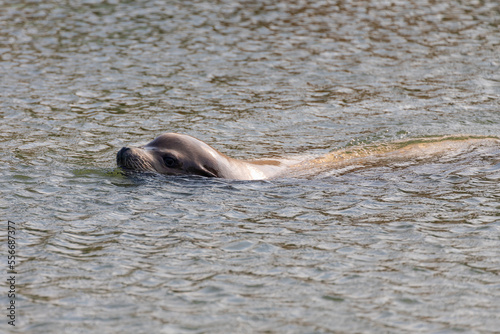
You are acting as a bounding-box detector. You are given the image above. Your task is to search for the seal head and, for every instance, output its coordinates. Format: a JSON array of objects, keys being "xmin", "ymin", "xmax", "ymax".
[{"xmin": 117, "ymin": 133, "xmax": 283, "ymax": 180}]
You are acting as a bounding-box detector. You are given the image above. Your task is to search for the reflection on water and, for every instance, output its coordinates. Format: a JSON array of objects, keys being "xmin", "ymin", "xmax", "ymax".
[{"xmin": 1, "ymin": 0, "xmax": 500, "ymax": 333}]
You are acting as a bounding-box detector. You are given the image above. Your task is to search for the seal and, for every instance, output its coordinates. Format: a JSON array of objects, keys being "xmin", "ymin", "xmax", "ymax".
[
  {"xmin": 117, "ymin": 134, "xmax": 500, "ymax": 180},
  {"xmin": 116, "ymin": 133, "xmax": 285, "ymax": 180}
]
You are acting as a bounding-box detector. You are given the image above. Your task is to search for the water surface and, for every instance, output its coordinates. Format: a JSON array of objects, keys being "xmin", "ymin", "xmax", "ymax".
[{"xmin": 1, "ymin": 0, "xmax": 500, "ymax": 333}]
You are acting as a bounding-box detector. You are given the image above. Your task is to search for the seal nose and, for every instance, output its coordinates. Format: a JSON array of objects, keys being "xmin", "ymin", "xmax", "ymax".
[
  {"xmin": 118, "ymin": 147, "xmax": 131, "ymax": 155},
  {"xmin": 117, "ymin": 147, "xmax": 131, "ymax": 166}
]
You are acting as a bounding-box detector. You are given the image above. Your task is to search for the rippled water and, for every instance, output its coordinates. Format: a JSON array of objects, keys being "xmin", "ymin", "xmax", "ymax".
[{"xmin": 1, "ymin": 0, "xmax": 500, "ymax": 333}]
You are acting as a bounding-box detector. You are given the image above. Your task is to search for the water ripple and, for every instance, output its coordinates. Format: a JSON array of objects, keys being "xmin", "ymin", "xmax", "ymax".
[{"xmin": 2, "ymin": 0, "xmax": 500, "ymax": 332}]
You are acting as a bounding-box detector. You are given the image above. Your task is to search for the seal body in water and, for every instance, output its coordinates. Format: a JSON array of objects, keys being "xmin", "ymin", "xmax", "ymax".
[
  {"xmin": 117, "ymin": 133, "xmax": 500, "ymax": 180},
  {"xmin": 117, "ymin": 133, "xmax": 284, "ymax": 180}
]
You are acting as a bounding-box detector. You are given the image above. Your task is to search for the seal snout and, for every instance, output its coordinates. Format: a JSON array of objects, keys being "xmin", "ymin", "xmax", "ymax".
[
  {"xmin": 116, "ymin": 147, "xmax": 131, "ymax": 166},
  {"xmin": 118, "ymin": 146, "xmax": 131, "ymax": 155}
]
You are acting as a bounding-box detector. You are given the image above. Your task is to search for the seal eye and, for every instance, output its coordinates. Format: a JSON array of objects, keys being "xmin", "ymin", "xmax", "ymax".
[{"xmin": 163, "ymin": 156, "xmax": 178, "ymax": 168}]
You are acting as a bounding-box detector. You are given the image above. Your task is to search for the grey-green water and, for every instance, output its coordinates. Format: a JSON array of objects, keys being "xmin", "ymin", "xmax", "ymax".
[{"xmin": 1, "ymin": 0, "xmax": 500, "ymax": 333}]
